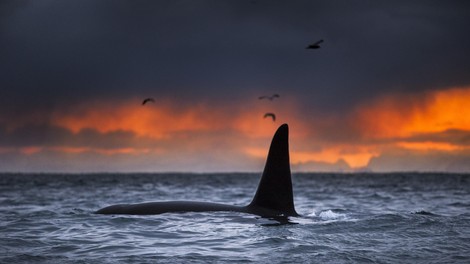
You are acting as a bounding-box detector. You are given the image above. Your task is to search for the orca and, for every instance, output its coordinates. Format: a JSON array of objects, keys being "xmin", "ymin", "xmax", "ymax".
[{"xmin": 96, "ymin": 123, "xmax": 298, "ymax": 218}]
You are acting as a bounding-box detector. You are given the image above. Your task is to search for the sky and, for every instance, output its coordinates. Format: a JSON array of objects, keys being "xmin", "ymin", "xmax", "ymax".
[{"xmin": 1, "ymin": 0, "xmax": 470, "ymax": 173}]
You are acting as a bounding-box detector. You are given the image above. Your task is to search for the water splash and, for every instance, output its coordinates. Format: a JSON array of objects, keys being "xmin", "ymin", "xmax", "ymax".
[
  {"xmin": 318, "ymin": 210, "xmax": 348, "ymax": 220},
  {"xmin": 307, "ymin": 209, "xmax": 349, "ymax": 221}
]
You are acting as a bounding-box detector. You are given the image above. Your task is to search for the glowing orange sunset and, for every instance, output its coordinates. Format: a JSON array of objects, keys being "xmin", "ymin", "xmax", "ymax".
[{"xmin": 2, "ymin": 86, "xmax": 469, "ymax": 172}]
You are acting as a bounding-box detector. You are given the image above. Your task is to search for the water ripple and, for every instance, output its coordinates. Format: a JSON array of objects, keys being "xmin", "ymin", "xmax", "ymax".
[{"xmin": 1, "ymin": 173, "xmax": 469, "ymax": 263}]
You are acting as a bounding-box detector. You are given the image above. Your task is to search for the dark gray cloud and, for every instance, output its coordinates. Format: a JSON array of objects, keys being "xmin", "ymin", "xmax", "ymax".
[
  {"xmin": 0, "ymin": 122, "xmax": 265, "ymax": 172},
  {"xmin": 0, "ymin": 121, "xmax": 264, "ymax": 154},
  {"xmin": 2, "ymin": 0, "xmax": 470, "ymax": 119},
  {"xmin": 0, "ymin": 123, "xmax": 148, "ymax": 149}
]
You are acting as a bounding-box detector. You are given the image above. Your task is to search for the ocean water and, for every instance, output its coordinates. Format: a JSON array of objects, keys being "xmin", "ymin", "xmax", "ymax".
[{"xmin": 0, "ymin": 173, "xmax": 469, "ymax": 263}]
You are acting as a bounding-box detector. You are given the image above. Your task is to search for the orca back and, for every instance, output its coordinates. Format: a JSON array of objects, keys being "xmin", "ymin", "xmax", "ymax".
[
  {"xmin": 248, "ymin": 124, "xmax": 298, "ymax": 216},
  {"xmin": 96, "ymin": 123, "xmax": 298, "ymax": 218}
]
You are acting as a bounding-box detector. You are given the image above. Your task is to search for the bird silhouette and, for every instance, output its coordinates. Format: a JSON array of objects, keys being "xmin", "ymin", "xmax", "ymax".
[
  {"xmin": 142, "ymin": 98, "xmax": 155, "ymax": 105},
  {"xmin": 263, "ymin": 113, "xmax": 276, "ymax": 122},
  {"xmin": 306, "ymin": 39, "xmax": 324, "ymax": 49},
  {"xmin": 258, "ymin": 94, "xmax": 280, "ymax": 101}
]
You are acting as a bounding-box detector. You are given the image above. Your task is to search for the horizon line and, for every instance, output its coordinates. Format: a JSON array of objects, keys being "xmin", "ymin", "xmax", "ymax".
[{"xmin": 1, "ymin": 170, "xmax": 469, "ymax": 175}]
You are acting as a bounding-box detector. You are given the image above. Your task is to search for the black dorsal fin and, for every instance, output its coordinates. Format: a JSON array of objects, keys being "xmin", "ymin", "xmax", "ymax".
[{"xmin": 248, "ymin": 124, "xmax": 298, "ymax": 216}]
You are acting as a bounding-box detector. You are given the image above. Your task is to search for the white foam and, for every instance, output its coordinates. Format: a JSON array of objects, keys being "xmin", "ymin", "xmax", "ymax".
[
  {"xmin": 318, "ymin": 210, "xmax": 347, "ymax": 221},
  {"xmin": 307, "ymin": 211, "xmax": 317, "ymax": 217}
]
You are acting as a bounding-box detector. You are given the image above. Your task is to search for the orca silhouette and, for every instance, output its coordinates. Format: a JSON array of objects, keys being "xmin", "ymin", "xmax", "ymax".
[{"xmin": 96, "ymin": 124, "xmax": 298, "ymax": 218}]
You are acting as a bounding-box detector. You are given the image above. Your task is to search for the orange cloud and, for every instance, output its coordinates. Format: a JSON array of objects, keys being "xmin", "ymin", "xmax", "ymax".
[
  {"xmin": 244, "ymin": 145, "xmax": 377, "ymax": 168},
  {"xmin": 282, "ymin": 86, "xmax": 470, "ymax": 168},
  {"xmin": 289, "ymin": 148, "xmax": 375, "ymax": 168},
  {"xmin": 51, "ymin": 96, "xmax": 306, "ymax": 141},
  {"xmin": 49, "ymin": 147, "xmax": 154, "ymax": 155},
  {"xmin": 20, "ymin": 147, "xmax": 43, "ymax": 155},
  {"xmin": 3, "ymin": 146, "xmax": 155, "ymax": 156},
  {"xmin": 6, "ymin": 87, "xmax": 470, "ymax": 172},
  {"xmin": 396, "ymin": 142, "xmax": 465, "ymax": 151},
  {"xmin": 52, "ymin": 99, "xmax": 226, "ymax": 139},
  {"xmin": 355, "ymin": 87, "xmax": 470, "ymax": 139},
  {"xmin": 232, "ymin": 98, "xmax": 308, "ymax": 139}
]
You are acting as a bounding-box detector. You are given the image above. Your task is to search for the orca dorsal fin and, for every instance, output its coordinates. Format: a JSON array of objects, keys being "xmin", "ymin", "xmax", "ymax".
[{"xmin": 248, "ymin": 124, "xmax": 298, "ymax": 216}]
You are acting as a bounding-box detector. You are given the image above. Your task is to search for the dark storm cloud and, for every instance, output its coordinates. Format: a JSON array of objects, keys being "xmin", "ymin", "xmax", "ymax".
[
  {"xmin": 0, "ymin": 121, "xmax": 258, "ymax": 153},
  {"xmin": 0, "ymin": 123, "xmax": 148, "ymax": 149},
  {"xmin": 1, "ymin": 0, "xmax": 470, "ymax": 118},
  {"xmin": 0, "ymin": 123, "xmax": 264, "ymax": 172}
]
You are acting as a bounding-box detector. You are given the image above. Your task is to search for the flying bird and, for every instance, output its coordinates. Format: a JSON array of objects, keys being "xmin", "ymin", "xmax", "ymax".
[
  {"xmin": 306, "ymin": 39, "xmax": 324, "ymax": 49},
  {"xmin": 258, "ymin": 94, "xmax": 280, "ymax": 101},
  {"xmin": 142, "ymin": 98, "xmax": 155, "ymax": 105},
  {"xmin": 263, "ymin": 113, "xmax": 276, "ymax": 122}
]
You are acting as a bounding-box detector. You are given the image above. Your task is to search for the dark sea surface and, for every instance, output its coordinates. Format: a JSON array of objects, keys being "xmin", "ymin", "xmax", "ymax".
[{"xmin": 0, "ymin": 173, "xmax": 469, "ymax": 263}]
